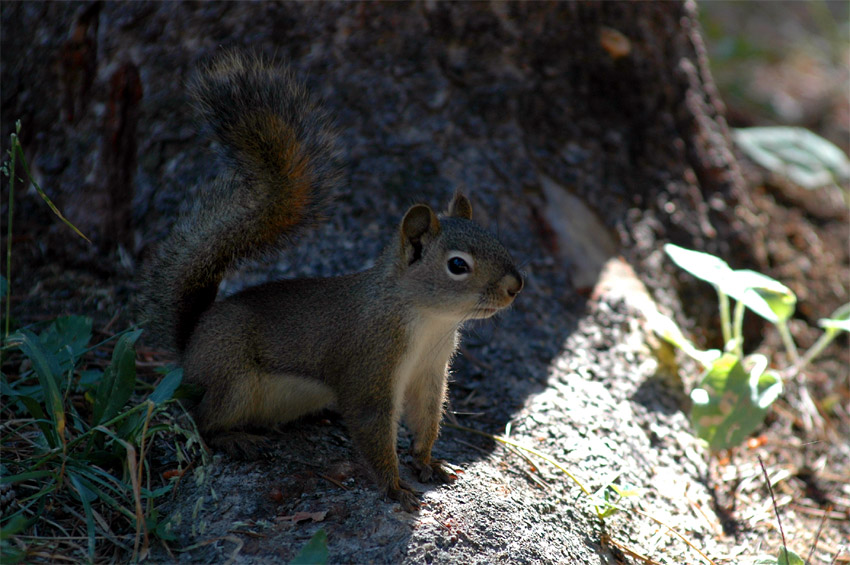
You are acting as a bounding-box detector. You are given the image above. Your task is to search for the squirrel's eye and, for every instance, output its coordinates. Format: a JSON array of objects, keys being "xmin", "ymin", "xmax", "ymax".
[
  {"xmin": 445, "ymin": 251, "xmax": 474, "ymax": 280},
  {"xmin": 447, "ymin": 257, "xmax": 470, "ymax": 275}
]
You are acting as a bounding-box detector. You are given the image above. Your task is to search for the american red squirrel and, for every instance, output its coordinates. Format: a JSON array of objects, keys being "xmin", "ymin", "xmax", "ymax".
[{"xmin": 140, "ymin": 53, "xmax": 523, "ymax": 511}]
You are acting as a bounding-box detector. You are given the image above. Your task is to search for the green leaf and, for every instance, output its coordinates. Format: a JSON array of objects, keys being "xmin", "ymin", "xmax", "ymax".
[
  {"xmin": 79, "ymin": 369, "xmax": 103, "ymax": 388},
  {"xmin": 607, "ymin": 483, "xmax": 641, "ymax": 498},
  {"xmin": 663, "ymin": 244, "xmax": 734, "ymax": 289},
  {"xmin": 11, "ymin": 394, "xmax": 55, "ymax": 445},
  {"xmin": 147, "ymin": 510, "xmax": 177, "ymax": 542},
  {"xmin": 0, "ymin": 514, "xmax": 30, "ymax": 539},
  {"xmin": 38, "ymin": 316, "xmax": 92, "ymax": 369},
  {"xmin": 148, "ymin": 369, "xmax": 183, "ymax": 406},
  {"xmin": 777, "ymin": 547, "xmax": 804, "ymax": 565},
  {"xmin": 0, "ymin": 544, "xmax": 26, "ymax": 565},
  {"xmin": 728, "ymin": 270, "xmax": 796, "ymax": 324},
  {"xmin": 145, "ymin": 484, "xmax": 173, "ymax": 499},
  {"xmin": 818, "ymin": 302, "xmax": 850, "ymax": 333},
  {"xmin": 596, "ymin": 503, "xmax": 618, "ymax": 519},
  {"xmin": 733, "ymin": 126, "xmax": 850, "ymax": 189},
  {"xmin": 594, "ymin": 482, "xmax": 641, "ymax": 519},
  {"xmin": 1, "ymin": 514, "xmax": 32, "ymax": 563},
  {"xmin": 647, "ymin": 308, "xmax": 721, "ymax": 367},
  {"xmin": 92, "ymin": 329, "xmax": 142, "ymax": 426},
  {"xmin": 17, "ymin": 330, "xmax": 65, "ymax": 447},
  {"xmin": 665, "ymin": 244, "xmax": 797, "ymax": 324},
  {"xmin": 290, "ymin": 528, "xmax": 329, "ymax": 565},
  {"xmin": 690, "ymin": 354, "xmax": 783, "ymax": 450}
]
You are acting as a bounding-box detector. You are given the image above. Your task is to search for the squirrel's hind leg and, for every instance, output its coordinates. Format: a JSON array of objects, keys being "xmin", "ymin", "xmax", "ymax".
[
  {"xmin": 205, "ymin": 430, "xmax": 274, "ymax": 460},
  {"xmin": 191, "ymin": 377, "xmax": 276, "ymax": 460}
]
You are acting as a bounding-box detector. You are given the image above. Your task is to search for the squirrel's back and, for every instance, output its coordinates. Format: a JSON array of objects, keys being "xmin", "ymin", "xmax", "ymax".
[{"xmin": 139, "ymin": 53, "xmax": 341, "ymax": 352}]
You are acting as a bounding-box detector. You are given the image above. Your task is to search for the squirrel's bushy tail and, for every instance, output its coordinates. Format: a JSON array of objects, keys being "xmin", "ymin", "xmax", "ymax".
[{"xmin": 140, "ymin": 52, "xmax": 341, "ymax": 353}]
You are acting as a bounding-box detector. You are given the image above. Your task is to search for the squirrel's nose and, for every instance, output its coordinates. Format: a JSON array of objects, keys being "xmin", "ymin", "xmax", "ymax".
[{"xmin": 502, "ymin": 269, "xmax": 523, "ymax": 299}]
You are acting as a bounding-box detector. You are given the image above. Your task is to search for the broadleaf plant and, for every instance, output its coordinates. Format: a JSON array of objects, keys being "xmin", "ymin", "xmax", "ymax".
[
  {"xmin": 290, "ymin": 528, "xmax": 329, "ymax": 565},
  {"xmin": 690, "ymin": 354, "xmax": 782, "ymax": 450},
  {"xmin": 1, "ymin": 317, "xmax": 189, "ymax": 562},
  {"xmin": 733, "ymin": 126, "xmax": 850, "ymax": 190},
  {"xmin": 662, "ymin": 244, "xmax": 847, "ymax": 451}
]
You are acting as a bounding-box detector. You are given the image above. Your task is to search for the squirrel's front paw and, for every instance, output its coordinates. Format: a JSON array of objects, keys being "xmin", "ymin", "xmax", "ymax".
[
  {"xmin": 386, "ymin": 481, "xmax": 421, "ymax": 512},
  {"xmin": 411, "ymin": 457, "xmax": 458, "ymax": 484}
]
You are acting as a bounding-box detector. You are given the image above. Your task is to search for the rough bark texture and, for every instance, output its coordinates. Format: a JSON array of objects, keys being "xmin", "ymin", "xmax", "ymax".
[{"xmin": 3, "ymin": 2, "xmax": 846, "ymax": 563}]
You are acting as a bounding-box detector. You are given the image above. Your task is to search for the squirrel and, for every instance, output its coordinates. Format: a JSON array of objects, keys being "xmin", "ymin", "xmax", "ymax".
[{"xmin": 140, "ymin": 52, "xmax": 523, "ymax": 512}]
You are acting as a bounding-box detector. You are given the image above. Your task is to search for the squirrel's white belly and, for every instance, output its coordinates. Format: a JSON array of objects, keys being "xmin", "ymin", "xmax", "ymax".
[
  {"xmin": 258, "ymin": 373, "xmax": 337, "ymax": 425},
  {"xmin": 393, "ymin": 315, "xmax": 459, "ymax": 418}
]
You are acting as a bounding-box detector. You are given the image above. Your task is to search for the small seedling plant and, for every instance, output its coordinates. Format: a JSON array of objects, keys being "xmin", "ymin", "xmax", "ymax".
[
  {"xmin": 662, "ymin": 243, "xmax": 849, "ymax": 451},
  {"xmin": 666, "ymin": 126, "xmax": 849, "ymax": 451},
  {"xmin": 661, "ymin": 244, "xmax": 848, "ymax": 565}
]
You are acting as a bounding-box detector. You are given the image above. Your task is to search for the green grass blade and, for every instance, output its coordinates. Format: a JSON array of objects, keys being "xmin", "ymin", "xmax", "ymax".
[
  {"xmin": 68, "ymin": 472, "xmax": 97, "ymax": 560},
  {"xmin": 17, "ymin": 330, "xmax": 65, "ymax": 446},
  {"xmin": 4, "ymin": 125, "xmax": 17, "ymax": 339},
  {"xmin": 0, "ymin": 470, "xmax": 55, "ymax": 485},
  {"xmin": 77, "ymin": 326, "xmax": 138, "ymax": 361},
  {"xmin": 75, "ymin": 455, "xmax": 131, "ymax": 492},
  {"xmin": 68, "ymin": 464, "xmax": 136, "ymax": 522},
  {"xmin": 11, "ymin": 141, "xmax": 90, "ymax": 243}
]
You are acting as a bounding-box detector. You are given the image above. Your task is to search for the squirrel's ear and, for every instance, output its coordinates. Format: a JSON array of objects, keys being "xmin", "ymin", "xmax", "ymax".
[
  {"xmin": 400, "ymin": 204, "xmax": 440, "ymax": 264},
  {"xmin": 447, "ymin": 191, "xmax": 473, "ymax": 220}
]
